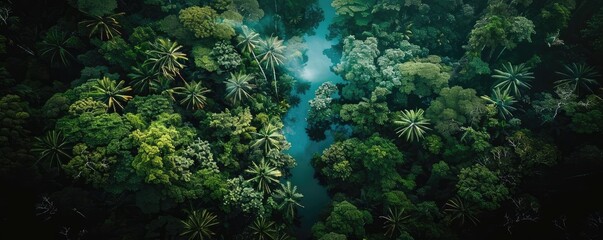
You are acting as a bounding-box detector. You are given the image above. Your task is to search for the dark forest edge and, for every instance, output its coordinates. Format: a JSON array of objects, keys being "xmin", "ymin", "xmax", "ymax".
[{"xmin": 1, "ymin": 0, "xmax": 603, "ymax": 239}]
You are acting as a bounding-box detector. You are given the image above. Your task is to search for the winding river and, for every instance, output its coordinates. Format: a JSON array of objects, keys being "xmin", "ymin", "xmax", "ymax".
[{"xmin": 283, "ymin": 0, "xmax": 344, "ymax": 238}]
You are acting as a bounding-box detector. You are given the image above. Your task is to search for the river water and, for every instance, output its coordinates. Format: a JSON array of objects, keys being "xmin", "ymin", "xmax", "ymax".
[{"xmin": 283, "ymin": 0, "xmax": 344, "ymax": 238}]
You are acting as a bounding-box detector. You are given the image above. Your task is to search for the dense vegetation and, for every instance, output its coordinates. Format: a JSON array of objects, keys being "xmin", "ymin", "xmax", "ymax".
[{"xmin": 1, "ymin": 0, "xmax": 602, "ymax": 239}]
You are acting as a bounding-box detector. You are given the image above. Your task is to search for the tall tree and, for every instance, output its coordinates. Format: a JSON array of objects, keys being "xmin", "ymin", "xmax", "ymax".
[
  {"xmin": 258, "ymin": 36, "xmax": 286, "ymax": 97},
  {"xmin": 237, "ymin": 25, "xmax": 268, "ymax": 83},
  {"xmin": 144, "ymin": 38, "xmax": 188, "ymax": 81}
]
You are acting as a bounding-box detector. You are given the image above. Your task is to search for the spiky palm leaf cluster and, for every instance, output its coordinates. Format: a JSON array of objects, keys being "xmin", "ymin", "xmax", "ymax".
[
  {"xmin": 174, "ymin": 80, "xmax": 210, "ymax": 110},
  {"xmin": 555, "ymin": 63, "xmax": 600, "ymax": 93},
  {"xmin": 251, "ymin": 123, "xmax": 285, "ymax": 154},
  {"xmin": 144, "ymin": 38, "xmax": 188, "ymax": 80},
  {"xmin": 249, "ymin": 216, "xmax": 277, "ymax": 240},
  {"xmin": 379, "ymin": 207, "xmax": 410, "ymax": 238},
  {"xmin": 444, "ymin": 196, "xmax": 479, "ymax": 226},
  {"xmin": 258, "ymin": 36, "xmax": 286, "ymax": 96},
  {"xmin": 80, "ymin": 12, "xmax": 124, "ymax": 40},
  {"xmin": 32, "ymin": 130, "xmax": 71, "ymax": 170},
  {"xmin": 92, "ymin": 76, "xmax": 132, "ymax": 112},
  {"xmin": 180, "ymin": 209, "xmax": 219, "ymax": 240},
  {"xmin": 237, "ymin": 26, "xmax": 268, "ymax": 83},
  {"xmin": 273, "ymin": 181, "xmax": 303, "ymax": 219},
  {"xmin": 394, "ymin": 109, "xmax": 431, "ymax": 142},
  {"xmin": 225, "ymin": 72, "xmax": 255, "ymax": 104},
  {"xmin": 128, "ymin": 64, "xmax": 157, "ymax": 94},
  {"xmin": 492, "ymin": 62, "xmax": 533, "ymax": 96},
  {"xmin": 481, "ymin": 88, "xmax": 517, "ymax": 119},
  {"xmin": 39, "ymin": 28, "xmax": 78, "ymax": 66},
  {"xmin": 245, "ymin": 159, "xmax": 282, "ymax": 194}
]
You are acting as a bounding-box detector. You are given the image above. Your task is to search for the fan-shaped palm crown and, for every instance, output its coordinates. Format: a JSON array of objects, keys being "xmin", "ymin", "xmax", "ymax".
[
  {"xmin": 249, "ymin": 216, "xmax": 277, "ymax": 240},
  {"xmin": 144, "ymin": 38, "xmax": 188, "ymax": 80},
  {"xmin": 492, "ymin": 62, "xmax": 533, "ymax": 96},
  {"xmin": 379, "ymin": 207, "xmax": 410, "ymax": 238},
  {"xmin": 555, "ymin": 63, "xmax": 600, "ymax": 93},
  {"xmin": 394, "ymin": 109, "xmax": 431, "ymax": 142},
  {"xmin": 237, "ymin": 26, "xmax": 268, "ymax": 83},
  {"xmin": 225, "ymin": 72, "xmax": 255, "ymax": 104},
  {"xmin": 245, "ymin": 159, "xmax": 282, "ymax": 194},
  {"xmin": 481, "ymin": 88, "xmax": 517, "ymax": 119},
  {"xmin": 180, "ymin": 209, "xmax": 219, "ymax": 240},
  {"xmin": 173, "ymin": 80, "xmax": 210, "ymax": 110},
  {"xmin": 32, "ymin": 130, "xmax": 71, "ymax": 169},
  {"xmin": 251, "ymin": 123, "xmax": 284, "ymax": 154},
  {"xmin": 80, "ymin": 12, "xmax": 124, "ymax": 40},
  {"xmin": 92, "ymin": 76, "xmax": 133, "ymax": 112},
  {"xmin": 274, "ymin": 181, "xmax": 304, "ymax": 219},
  {"xmin": 258, "ymin": 36, "xmax": 286, "ymax": 96}
]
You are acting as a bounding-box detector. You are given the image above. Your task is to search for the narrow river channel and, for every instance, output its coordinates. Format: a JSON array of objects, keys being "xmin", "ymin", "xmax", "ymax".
[{"xmin": 283, "ymin": 0, "xmax": 344, "ymax": 238}]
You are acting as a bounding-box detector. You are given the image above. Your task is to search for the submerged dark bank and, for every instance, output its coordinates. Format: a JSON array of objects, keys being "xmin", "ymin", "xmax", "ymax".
[{"xmin": 2, "ymin": 0, "xmax": 603, "ymax": 239}]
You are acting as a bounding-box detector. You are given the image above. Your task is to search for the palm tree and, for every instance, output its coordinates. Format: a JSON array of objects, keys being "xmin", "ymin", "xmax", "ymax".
[
  {"xmin": 32, "ymin": 130, "xmax": 71, "ymax": 170},
  {"xmin": 249, "ymin": 216, "xmax": 277, "ymax": 240},
  {"xmin": 481, "ymin": 88, "xmax": 517, "ymax": 119},
  {"xmin": 492, "ymin": 62, "xmax": 534, "ymax": 96},
  {"xmin": 245, "ymin": 159, "xmax": 282, "ymax": 194},
  {"xmin": 92, "ymin": 76, "xmax": 133, "ymax": 112},
  {"xmin": 379, "ymin": 207, "xmax": 410, "ymax": 238},
  {"xmin": 237, "ymin": 26, "xmax": 268, "ymax": 83},
  {"xmin": 144, "ymin": 38, "xmax": 188, "ymax": 81},
  {"xmin": 80, "ymin": 12, "xmax": 125, "ymax": 40},
  {"xmin": 394, "ymin": 109, "xmax": 431, "ymax": 142},
  {"xmin": 128, "ymin": 64, "xmax": 158, "ymax": 94},
  {"xmin": 258, "ymin": 36, "xmax": 286, "ymax": 97},
  {"xmin": 555, "ymin": 63, "xmax": 600, "ymax": 93},
  {"xmin": 173, "ymin": 80, "xmax": 210, "ymax": 110},
  {"xmin": 273, "ymin": 181, "xmax": 303, "ymax": 219},
  {"xmin": 225, "ymin": 71, "xmax": 255, "ymax": 104},
  {"xmin": 39, "ymin": 28, "xmax": 76, "ymax": 66},
  {"xmin": 251, "ymin": 123, "xmax": 284, "ymax": 154},
  {"xmin": 180, "ymin": 209, "xmax": 219, "ymax": 240},
  {"xmin": 444, "ymin": 196, "xmax": 479, "ymax": 226}
]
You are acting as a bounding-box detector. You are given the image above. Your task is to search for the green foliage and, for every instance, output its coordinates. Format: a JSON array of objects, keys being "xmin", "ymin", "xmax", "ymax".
[
  {"xmin": 468, "ymin": 13, "xmax": 535, "ymax": 52},
  {"xmin": 335, "ymin": 36, "xmax": 380, "ymax": 100},
  {"xmin": 393, "ymin": 59, "xmax": 451, "ymax": 97},
  {"xmin": 223, "ymin": 177, "xmax": 264, "ymax": 214},
  {"xmin": 492, "ymin": 62, "xmax": 534, "ymax": 96},
  {"xmin": 68, "ymin": 97, "xmax": 107, "ymax": 116},
  {"xmin": 314, "ymin": 201, "xmax": 373, "ymax": 238},
  {"xmin": 192, "ymin": 46, "xmax": 219, "ymax": 72},
  {"xmin": 507, "ymin": 130, "xmax": 557, "ymax": 172},
  {"xmin": 91, "ymin": 76, "xmax": 133, "ymax": 112},
  {"xmin": 394, "ymin": 109, "xmax": 431, "ymax": 142},
  {"xmin": 179, "ymin": 6, "xmax": 218, "ymax": 39},
  {"xmin": 331, "ymin": 0, "xmax": 374, "ymax": 25},
  {"xmin": 212, "ymin": 41, "xmax": 242, "ymax": 72},
  {"xmin": 57, "ymin": 111, "xmax": 131, "ymax": 147},
  {"xmin": 180, "ymin": 209, "xmax": 219, "ymax": 240},
  {"xmin": 582, "ymin": 7, "xmax": 603, "ymax": 54},
  {"xmin": 98, "ymin": 36, "xmax": 136, "ymax": 70},
  {"xmin": 230, "ymin": 0, "xmax": 264, "ymax": 21},
  {"xmin": 173, "ymin": 81, "xmax": 210, "ymax": 110},
  {"xmin": 456, "ymin": 164, "xmax": 509, "ymax": 211},
  {"xmin": 426, "ymin": 86, "xmax": 488, "ymax": 137},
  {"xmin": 129, "ymin": 115, "xmax": 195, "ymax": 184},
  {"xmin": 63, "ymin": 143, "xmax": 116, "ymax": 187},
  {"xmin": 340, "ymin": 90, "xmax": 390, "ymax": 136},
  {"xmin": 126, "ymin": 95, "xmax": 173, "ymax": 121},
  {"xmin": 208, "ymin": 107, "xmax": 255, "ymax": 138},
  {"xmin": 76, "ymin": 0, "xmax": 117, "ymax": 16}
]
